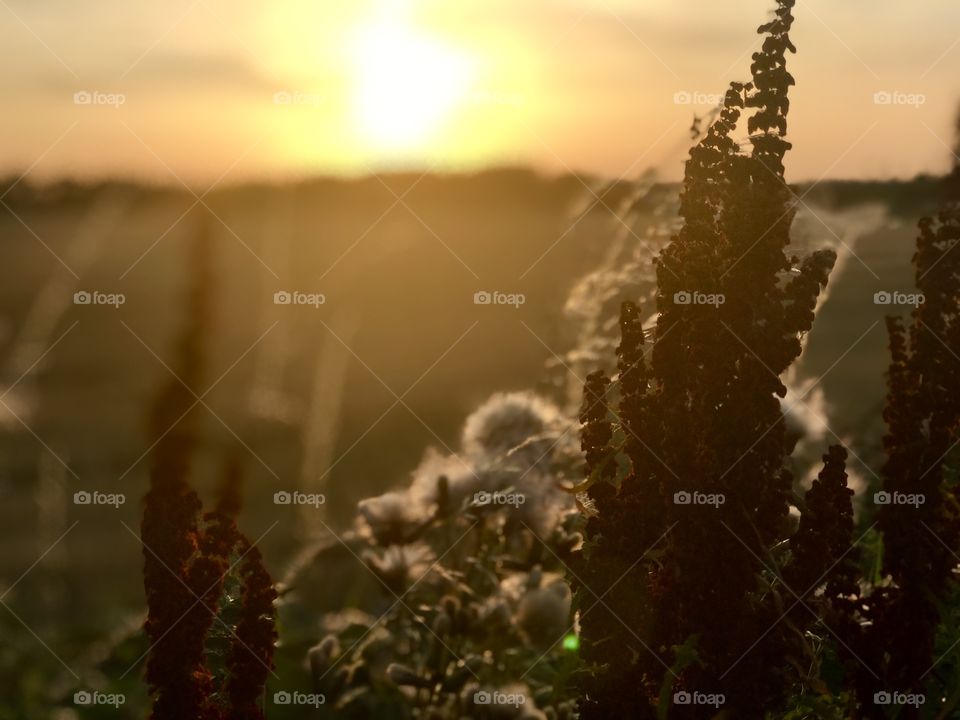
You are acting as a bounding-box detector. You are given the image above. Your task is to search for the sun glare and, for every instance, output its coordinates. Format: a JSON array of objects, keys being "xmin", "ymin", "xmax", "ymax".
[{"xmin": 351, "ymin": 13, "xmax": 473, "ymax": 152}]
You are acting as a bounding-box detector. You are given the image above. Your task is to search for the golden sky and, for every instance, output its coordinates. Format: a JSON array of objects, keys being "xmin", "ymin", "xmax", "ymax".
[{"xmin": 2, "ymin": 0, "xmax": 959, "ymax": 184}]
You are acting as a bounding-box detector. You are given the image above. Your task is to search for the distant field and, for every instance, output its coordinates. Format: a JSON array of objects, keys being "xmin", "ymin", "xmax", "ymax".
[{"xmin": 0, "ymin": 170, "xmax": 930, "ymax": 624}]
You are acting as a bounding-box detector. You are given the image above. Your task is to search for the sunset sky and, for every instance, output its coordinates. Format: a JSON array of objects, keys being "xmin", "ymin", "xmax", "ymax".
[{"xmin": 2, "ymin": 0, "xmax": 959, "ymax": 184}]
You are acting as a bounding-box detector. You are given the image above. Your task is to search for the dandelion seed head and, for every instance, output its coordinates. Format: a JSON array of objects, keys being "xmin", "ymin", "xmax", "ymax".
[
  {"xmin": 408, "ymin": 448, "xmax": 485, "ymax": 512},
  {"xmin": 357, "ymin": 491, "xmax": 426, "ymax": 545},
  {"xmin": 515, "ymin": 581, "xmax": 571, "ymax": 649},
  {"xmin": 462, "ymin": 392, "xmax": 561, "ymax": 462}
]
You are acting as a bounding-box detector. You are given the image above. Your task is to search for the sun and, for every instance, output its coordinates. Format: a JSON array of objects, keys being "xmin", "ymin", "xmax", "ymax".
[{"xmin": 351, "ymin": 13, "xmax": 473, "ymax": 153}]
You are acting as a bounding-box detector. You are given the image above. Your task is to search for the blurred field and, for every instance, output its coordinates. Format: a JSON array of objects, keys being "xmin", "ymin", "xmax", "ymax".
[{"xmin": 0, "ymin": 170, "xmax": 935, "ymax": 635}]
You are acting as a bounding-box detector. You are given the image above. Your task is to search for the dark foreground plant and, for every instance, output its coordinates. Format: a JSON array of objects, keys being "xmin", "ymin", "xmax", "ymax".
[
  {"xmin": 833, "ymin": 116, "xmax": 960, "ymax": 718},
  {"xmin": 573, "ymin": 4, "xmax": 960, "ymax": 715},
  {"xmin": 141, "ymin": 213, "xmax": 277, "ymax": 720},
  {"xmin": 572, "ymin": 1, "xmax": 856, "ymax": 716}
]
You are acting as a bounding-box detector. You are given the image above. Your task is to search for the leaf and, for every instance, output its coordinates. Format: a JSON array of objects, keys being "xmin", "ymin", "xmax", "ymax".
[{"xmin": 656, "ymin": 635, "xmax": 701, "ymax": 720}]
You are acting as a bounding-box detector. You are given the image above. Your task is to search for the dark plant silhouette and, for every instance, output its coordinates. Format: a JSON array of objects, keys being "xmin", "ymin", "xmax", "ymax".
[
  {"xmin": 572, "ymin": 1, "xmax": 856, "ymax": 716},
  {"xmin": 141, "ymin": 213, "xmax": 277, "ymax": 720},
  {"xmin": 834, "ymin": 113, "xmax": 960, "ymax": 718}
]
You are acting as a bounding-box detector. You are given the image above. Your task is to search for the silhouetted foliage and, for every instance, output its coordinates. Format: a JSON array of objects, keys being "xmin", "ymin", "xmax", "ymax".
[
  {"xmin": 835, "ymin": 112, "xmax": 960, "ymax": 717},
  {"xmin": 573, "ymin": 1, "xmax": 857, "ymax": 716},
  {"xmin": 141, "ymin": 213, "xmax": 277, "ymax": 720}
]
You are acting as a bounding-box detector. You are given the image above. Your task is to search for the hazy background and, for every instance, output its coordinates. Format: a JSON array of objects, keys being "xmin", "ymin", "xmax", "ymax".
[
  {"xmin": 1, "ymin": 0, "xmax": 959, "ymax": 183},
  {"xmin": 0, "ymin": 3, "xmax": 954, "ymax": 714},
  {"xmin": 0, "ymin": 0, "xmax": 952, "ymax": 611}
]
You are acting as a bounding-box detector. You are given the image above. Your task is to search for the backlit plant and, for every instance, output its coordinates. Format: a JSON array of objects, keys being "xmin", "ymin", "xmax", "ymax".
[
  {"xmin": 140, "ymin": 214, "xmax": 278, "ymax": 720},
  {"xmin": 572, "ymin": 1, "xmax": 854, "ymax": 716}
]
